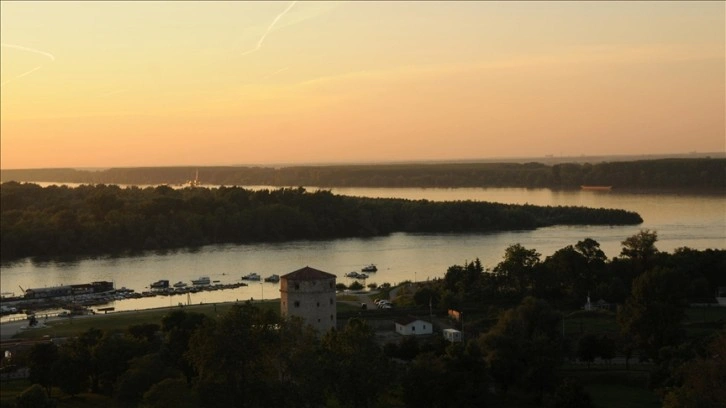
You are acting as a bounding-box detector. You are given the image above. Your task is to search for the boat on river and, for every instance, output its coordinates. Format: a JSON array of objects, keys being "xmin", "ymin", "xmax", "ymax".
[
  {"xmin": 191, "ymin": 276, "xmax": 210, "ymax": 286},
  {"xmin": 361, "ymin": 264, "xmax": 377, "ymax": 272},
  {"xmin": 173, "ymin": 281, "xmax": 188, "ymax": 288},
  {"xmin": 150, "ymin": 280, "xmax": 169, "ymax": 290},
  {"xmin": 264, "ymin": 274, "xmax": 280, "ymax": 283},
  {"xmin": 242, "ymin": 273, "xmax": 261, "ymax": 281},
  {"xmin": 580, "ymin": 185, "xmax": 612, "ymax": 191}
]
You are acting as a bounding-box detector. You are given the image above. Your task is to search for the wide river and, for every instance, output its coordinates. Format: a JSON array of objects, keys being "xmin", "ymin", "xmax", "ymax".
[{"xmin": 1, "ymin": 186, "xmax": 724, "ymax": 319}]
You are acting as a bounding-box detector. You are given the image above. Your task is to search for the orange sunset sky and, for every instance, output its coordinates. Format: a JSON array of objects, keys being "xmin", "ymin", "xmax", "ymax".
[{"xmin": 1, "ymin": 1, "xmax": 724, "ymax": 169}]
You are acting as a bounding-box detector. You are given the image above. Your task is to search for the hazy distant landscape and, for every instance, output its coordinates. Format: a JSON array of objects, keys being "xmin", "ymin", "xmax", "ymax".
[{"xmin": 2, "ymin": 157, "xmax": 725, "ymax": 191}]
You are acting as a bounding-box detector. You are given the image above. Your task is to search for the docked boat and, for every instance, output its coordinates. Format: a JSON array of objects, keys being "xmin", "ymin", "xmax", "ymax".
[
  {"xmin": 173, "ymin": 281, "xmax": 188, "ymax": 288},
  {"xmin": 150, "ymin": 280, "xmax": 169, "ymax": 290},
  {"xmin": 264, "ymin": 274, "xmax": 280, "ymax": 283},
  {"xmin": 580, "ymin": 185, "xmax": 612, "ymax": 191},
  {"xmin": 242, "ymin": 273, "xmax": 261, "ymax": 281},
  {"xmin": 191, "ymin": 276, "xmax": 211, "ymax": 286},
  {"xmin": 345, "ymin": 271, "xmax": 359, "ymax": 278},
  {"xmin": 361, "ymin": 264, "xmax": 378, "ymax": 272}
]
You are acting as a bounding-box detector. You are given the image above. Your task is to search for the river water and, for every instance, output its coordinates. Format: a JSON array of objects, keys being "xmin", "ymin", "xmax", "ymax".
[{"xmin": 1, "ymin": 186, "xmax": 724, "ymax": 319}]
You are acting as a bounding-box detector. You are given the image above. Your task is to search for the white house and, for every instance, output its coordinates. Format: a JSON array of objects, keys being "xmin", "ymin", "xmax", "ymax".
[
  {"xmin": 394, "ymin": 316, "xmax": 433, "ymax": 336},
  {"xmin": 443, "ymin": 328, "xmax": 462, "ymax": 343}
]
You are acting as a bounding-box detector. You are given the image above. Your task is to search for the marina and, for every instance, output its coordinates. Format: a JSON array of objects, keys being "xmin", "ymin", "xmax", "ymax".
[{"xmin": 1, "ymin": 186, "xmax": 723, "ymax": 323}]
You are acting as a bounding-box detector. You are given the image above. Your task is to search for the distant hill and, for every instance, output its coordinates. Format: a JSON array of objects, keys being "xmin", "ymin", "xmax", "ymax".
[{"xmin": 1, "ymin": 156, "xmax": 724, "ymax": 191}]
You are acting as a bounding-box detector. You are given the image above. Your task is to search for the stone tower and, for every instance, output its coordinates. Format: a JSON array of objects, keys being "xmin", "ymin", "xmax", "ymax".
[{"xmin": 280, "ymin": 266, "xmax": 337, "ymax": 333}]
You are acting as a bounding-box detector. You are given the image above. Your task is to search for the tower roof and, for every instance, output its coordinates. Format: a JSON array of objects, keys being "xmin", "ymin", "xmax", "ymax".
[{"xmin": 281, "ymin": 266, "xmax": 336, "ymax": 281}]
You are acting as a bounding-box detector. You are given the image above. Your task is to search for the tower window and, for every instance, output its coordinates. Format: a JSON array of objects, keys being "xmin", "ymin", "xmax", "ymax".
[
  {"xmin": 294, "ymin": 283, "xmax": 300, "ymax": 290},
  {"xmin": 317, "ymin": 302, "xmax": 320, "ymax": 307},
  {"xmin": 294, "ymin": 301, "xmax": 300, "ymax": 308}
]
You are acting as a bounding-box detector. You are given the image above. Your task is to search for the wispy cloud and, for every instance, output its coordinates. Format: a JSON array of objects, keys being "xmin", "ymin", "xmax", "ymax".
[
  {"xmin": 263, "ymin": 66, "xmax": 290, "ymax": 80},
  {"xmin": 240, "ymin": 1, "xmax": 297, "ymax": 57},
  {"xmin": 1, "ymin": 43, "xmax": 56, "ymax": 87}
]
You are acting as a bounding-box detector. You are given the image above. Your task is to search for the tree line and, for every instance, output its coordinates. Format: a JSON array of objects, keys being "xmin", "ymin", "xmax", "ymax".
[
  {"xmin": 2, "ymin": 158, "xmax": 724, "ymax": 190},
  {"xmin": 0, "ymin": 182, "xmax": 641, "ymax": 262},
  {"xmin": 6, "ymin": 234, "xmax": 725, "ymax": 407}
]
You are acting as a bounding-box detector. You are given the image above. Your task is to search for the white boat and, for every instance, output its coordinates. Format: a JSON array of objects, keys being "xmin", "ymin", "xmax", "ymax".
[
  {"xmin": 242, "ymin": 273, "xmax": 261, "ymax": 281},
  {"xmin": 264, "ymin": 274, "xmax": 280, "ymax": 283},
  {"xmin": 361, "ymin": 264, "xmax": 377, "ymax": 272},
  {"xmin": 191, "ymin": 276, "xmax": 210, "ymax": 286},
  {"xmin": 345, "ymin": 271, "xmax": 359, "ymax": 278}
]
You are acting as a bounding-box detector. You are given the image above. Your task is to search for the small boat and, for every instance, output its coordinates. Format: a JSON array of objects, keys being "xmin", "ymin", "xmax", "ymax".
[
  {"xmin": 345, "ymin": 271, "xmax": 359, "ymax": 278},
  {"xmin": 264, "ymin": 274, "xmax": 280, "ymax": 283},
  {"xmin": 173, "ymin": 281, "xmax": 187, "ymax": 288},
  {"xmin": 361, "ymin": 264, "xmax": 377, "ymax": 272},
  {"xmin": 242, "ymin": 273, "xmax": 261, "ymax": 281},
  {"xmin": 150, "ymin": 280, "xmax": 169, "ymax": 289},
  {"xmin": 580, "ymin": 185, "xmax": 612, "ymax": 191},
  {"xmin": 191, "ymin": 276, "xmax": 211, "ymax": 286},
  {"xmin": 357, "ymin": 273, "xmax": 368, "ymax": 279}
]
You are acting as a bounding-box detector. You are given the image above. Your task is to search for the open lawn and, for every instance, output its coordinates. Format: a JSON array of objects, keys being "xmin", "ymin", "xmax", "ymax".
[
  {"xmin": 11, "ymin": 300, "xmax": 281, "ymax": 340},
  {"xmin": 584, "ymin": 384, "xmax": 660, "ymax": 408},
  {"xmin": 0, "ymin": 380, "xmax": 119, "ymax": 408}
]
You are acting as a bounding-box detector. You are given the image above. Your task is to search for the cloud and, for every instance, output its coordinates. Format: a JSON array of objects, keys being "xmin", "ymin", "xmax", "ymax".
[
  {"xmin": 240, "ymin": 1, "xmax": 297, "ymax": 57},
  {"xmin": 263, "ymin": 66, "xmax": 290, "ymax": 80},
  {"xmin": 1, "ymin": 43, "xmax": 56, "ymax": 87}
]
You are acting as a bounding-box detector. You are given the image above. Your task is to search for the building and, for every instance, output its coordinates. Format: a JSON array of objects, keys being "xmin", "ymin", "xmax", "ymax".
[
  {"xmin": 443, "ymin": 328, "xmax": 462, "ymax": 343},
  {"xmin": 394, "ymin": 316, "xmax": 433, "ymax": 336},
  {"xmin": 280, "ymin": 266, "xmax": 337, "ymax": 333}
]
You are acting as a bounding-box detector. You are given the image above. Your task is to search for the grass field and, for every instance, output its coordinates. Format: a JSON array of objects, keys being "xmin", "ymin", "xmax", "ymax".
[
  {"xmin": 12, "ymin": 300, "xmax": 281, "ymax": 340},
  {"xmin": 584, "ymin": 383, "xmax": 660, "ymax": 408},
  {"xmin": 0, "ymin": 380, "xmax": 119, "ymax": 408}
]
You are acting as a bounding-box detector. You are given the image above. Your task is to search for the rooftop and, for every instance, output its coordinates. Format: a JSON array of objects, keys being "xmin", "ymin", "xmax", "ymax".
[
  {"xmin": 281, "ymin": 266, "xmax": 336, "ymax": 281},
  {"xmin": 394, "ymin": 316, "xmax": 431, "ymax": 326}
]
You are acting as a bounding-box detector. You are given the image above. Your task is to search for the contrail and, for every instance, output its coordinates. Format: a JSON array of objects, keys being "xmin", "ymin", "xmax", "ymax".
[
  {"xmin": 241, "ymin": 1, "xmax": 297, "ymax": 56},
  {"xmin": 263, "ymin": 66, "xmax": 290, "ymax": 79},
  {"xmin": 1, "ymin": 43, "xmax": 56, "ymax": 87}
]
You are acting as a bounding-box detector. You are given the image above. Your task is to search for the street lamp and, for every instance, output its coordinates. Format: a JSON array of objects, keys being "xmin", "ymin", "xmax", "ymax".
[{"xmin": 260, "ymin": 283, "xmax": 264, "ymax": 301}]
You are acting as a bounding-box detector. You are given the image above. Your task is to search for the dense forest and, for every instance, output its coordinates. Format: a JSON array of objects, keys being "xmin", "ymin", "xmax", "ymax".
[
  {"xmin": 0, "ymin": 182, "xmax": 641, "ymax": 262},
  {"xmin": 1, "ymin": 158, "xmax": 724, "ymax": 190},
  {"xmin": 4, "ymin": 235, "xmax": 725, "ymax": 407}
]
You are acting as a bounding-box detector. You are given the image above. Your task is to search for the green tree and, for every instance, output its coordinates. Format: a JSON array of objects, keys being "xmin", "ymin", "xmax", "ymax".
[
  {"xmin": 27, "ymin": 342, "xmax": 58, "ymax": 395},
  {"xmin": 480, "ymin": 297, "xmax": 563, "ymax": 399},
  {"xmin": 620, "ymin": 229, "xmax": 659, "ymax": 273},
  {"xmin": 141, "ymin": 378, "xmax": 198, "ymax": 408},
  {"xmin": 544, "ymin": 378, "xmax": 594, "ymax": 408},
  {"xmin": 617, "ymin": 267, "xmax": 688, "ymax": 360},
  {"xmin": 662, "ymin": 333, "xmax": 726, "ymax": 408},
  {"xmin": 493, "ymin": 244, "xmax": 541, "ymax": 296},
  {"xmin": 15, "ymin": 384, "xmax": 52, "ymax": 408},
  {"xmin": 321, "ymin": 318, "xmax": 392, "ymax": 408}
]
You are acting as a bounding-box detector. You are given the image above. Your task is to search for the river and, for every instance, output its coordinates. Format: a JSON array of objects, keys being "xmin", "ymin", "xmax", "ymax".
[{"xmin": 1, "ymin": 186, "xmax": 724, "ymax": 320}]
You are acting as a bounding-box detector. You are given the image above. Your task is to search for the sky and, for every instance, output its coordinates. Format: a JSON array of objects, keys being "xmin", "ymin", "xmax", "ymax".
[{"xmin": 1, "ymin": 1, "xmax": 724, "ymax": 169}]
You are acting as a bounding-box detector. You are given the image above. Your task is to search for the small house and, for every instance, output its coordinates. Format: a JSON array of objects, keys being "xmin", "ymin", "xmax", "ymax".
[
  {"xmin": 443, "ymin": 328, "xmax": 462, "ymax": 343},
  {"xmin": 394, "ymin": 316, "xmax": 432, "ymax": 336}
]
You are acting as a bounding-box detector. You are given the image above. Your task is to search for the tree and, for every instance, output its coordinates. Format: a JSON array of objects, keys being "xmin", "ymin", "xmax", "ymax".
[
  {"xmin": 52, "ymin": 344, "xmax": 90, "ymax": 397},
  {"xmin": 321, "ymin": 318, "xmax": 393, "ymax": 408},
  {"xmin": 27, "ymin": 342, "xmax": 58, "ymax": 395},
  {"xmin": 480, "ymin": 297, "xmax": 563, "ymax": 399},
  {"xmin": 493, "ymin": 244, "xmax": 541, "ymax": 296},
  {"xmin": 576, "ymin": 334, "xmax": 599, "ymax": 369},
  {"xmin": 15, "ymin": 384, "xmax": 52, "ymax": 408},
  {"xmin": 663, "ymin": 333, "xmax": 726, "ymax": 408},
  {"xmin": 141, "ymin": 378, "xmax": 198, "ymax": 408},
  {"xmin": 620, "ymin": 230, "xmax": 659, "ymax": 273},
  {"xmin": 544, "ymin": 378, "xmax": 594, "ymax": 408},
  {"xmin": 617, "ymin": 267, "xmax": 688, "ymax": 360}
]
